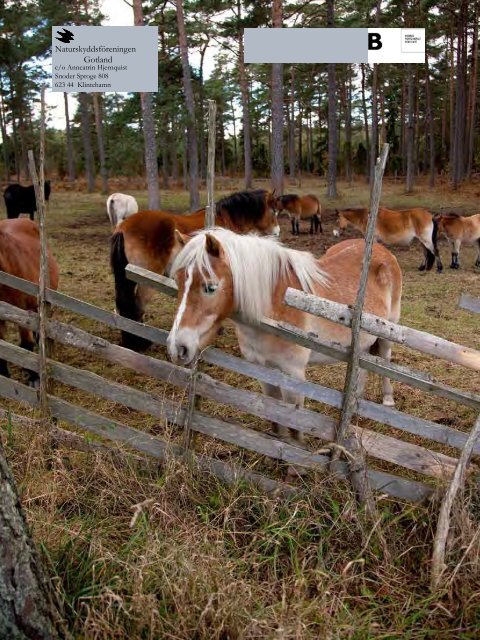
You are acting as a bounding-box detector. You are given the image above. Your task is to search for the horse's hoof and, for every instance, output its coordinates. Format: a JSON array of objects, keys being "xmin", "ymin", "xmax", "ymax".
[
  {"xmin": 418, "ymin": 265, "xmax": 426, "ymax": 272},
  {"xmin": 449, "ymin": 264, "xmax": 456, "ymax": 269},
  {"xmin": 382, "ymin": 396, "xmax": 395, "ymax": 407},
  {"xmin": 437, "ymin": 265, "xmax": 443, "ymax": 273},
  {"xmin": 28, "ymin": 378, "xmax": 40, "ymax": 389}
]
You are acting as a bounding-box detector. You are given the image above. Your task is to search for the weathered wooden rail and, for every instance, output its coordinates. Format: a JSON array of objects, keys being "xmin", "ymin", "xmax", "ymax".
[{"xmin": 0, "ymin": 265, "xmax": 478, "ymax": 503}]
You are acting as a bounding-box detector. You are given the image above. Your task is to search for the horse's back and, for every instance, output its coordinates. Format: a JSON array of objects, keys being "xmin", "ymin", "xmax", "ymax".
[
  {"xmin": 300, "ymin": 194, "xmax": 321, "ymax": 215},
  {"xmin": 321, "ymin": 239, "xmax": 401, "ymax": 312},
  {"xmin": 0, "ymin": 218, "xmax": 58, "ymax": 309}
]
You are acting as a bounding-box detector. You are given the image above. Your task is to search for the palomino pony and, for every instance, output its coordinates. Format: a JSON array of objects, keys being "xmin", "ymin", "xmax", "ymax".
[
  {"xmin": 106, "ymin": 193, "xmax": 139, "ymax": 227},
  {"xmin": 435, "ymin": 213, "xmax": 480, "ymax": 269},
  {"xmin": 167, "ymin": 228, "xmax": 402, "ymax": 442},
  {"xmin": 0, "ymin": 218, "xmax": 59, "ymax": 385},
  {"xmin": 111, "ymin": 189, "xmax": 279, "ymax": 350},
  {"xmin": 334, "ymin": 206, "xmax": 443, "ymax": 272},
  {"xmin": 275, "ymin": 194, "xmax": 322, "ymax": 235}
]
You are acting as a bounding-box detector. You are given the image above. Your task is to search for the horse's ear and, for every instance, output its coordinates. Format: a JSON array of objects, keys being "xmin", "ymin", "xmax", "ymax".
[
  {"xmin": 174, "ymin": 229, "xmax": 190, "ymax": 247},
  {"xmin": 205, "ymin": 233, "xmax": 221, "ymax": 258},
  {"xmin": 335, "ymin": 208, "xmax": 340, "ymax": 215}
]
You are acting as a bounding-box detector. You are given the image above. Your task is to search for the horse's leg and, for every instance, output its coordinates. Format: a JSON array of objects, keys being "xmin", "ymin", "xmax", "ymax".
[
  {"xmin": 452, "ymin": 239, "xmax": 461, "ymax": 269},
  {"xmin": 375, "ymin": 338, "xmax": 395, "ymax": 407},
  {"xmin": 475, "ymin": 239, "xmax": 480, "ymax": 268},
  {"xmin": 309, "ymin": 216, "xmax": 314, "ymax": 234},
  {"xmin": 19, "ymin": 327, "xmax": 38, "ymax": 387},
  {"xmin": 260, "ymin": 382, "xmax": 290, "ymax": 439},
  {"xmin": 295, "ymin": 217, "xmax": 300, "ymax": 235},
  {"xmin": 0, "ymin": 321, "xmax": 9, "ymax": 378},
  {"xmin": 418, "ymin": 244, "xmax": 428, "ymax": 271},
  {"xmin": 291, "ymin": 217, "xmax": 295, "ymax": 235}
]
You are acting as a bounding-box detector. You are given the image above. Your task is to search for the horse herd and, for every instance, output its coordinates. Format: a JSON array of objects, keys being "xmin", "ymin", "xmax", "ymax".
[{"xmin": 0, "ymin": 183, "xmax": 478, "ymax": 444}]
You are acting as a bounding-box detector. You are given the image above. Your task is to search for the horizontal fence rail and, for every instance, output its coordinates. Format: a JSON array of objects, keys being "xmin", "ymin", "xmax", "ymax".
[
  {"xmin": 459, "ymin": 294, "xmax": 480, "ymax": 315},
  {"xmin": 0, "ymin": 268, "xmax": 478, "ymax": 503}
]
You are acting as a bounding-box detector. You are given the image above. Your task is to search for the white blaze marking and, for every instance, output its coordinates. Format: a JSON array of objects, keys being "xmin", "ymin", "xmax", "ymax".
[
  {"xmin": 169, "ymin": 263, "xmax": 194, "ymax": 349},
  {"xmin": 273, "ymin": 224, "xmax": 281, "ymax": 237}
]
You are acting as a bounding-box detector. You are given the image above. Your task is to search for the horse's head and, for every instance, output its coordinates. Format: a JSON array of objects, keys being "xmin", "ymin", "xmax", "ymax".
[
  {"xmin": 333, "ymin": 208, "xmax": 349, "ymax": 237},
  {"xmin": 167, "ymin": 230, "xmax": 234, "ymax": 365},
  {"xmin": 264, "ymin": 190, "xmax": 280, "ymax": 236}
]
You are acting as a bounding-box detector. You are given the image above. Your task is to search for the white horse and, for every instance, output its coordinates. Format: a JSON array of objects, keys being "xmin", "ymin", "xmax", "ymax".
[{"xmin": 106, "ymin": 193, "xmax": 139, "ymax": 227}]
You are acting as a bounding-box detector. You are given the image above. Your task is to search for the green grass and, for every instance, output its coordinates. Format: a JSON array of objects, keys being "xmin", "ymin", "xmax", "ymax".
[{"xmin": 1, "ymin": 176, "xmax": 480, "ymax": 638}]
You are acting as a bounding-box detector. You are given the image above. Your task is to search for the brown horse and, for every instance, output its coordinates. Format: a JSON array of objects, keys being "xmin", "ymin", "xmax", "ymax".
[
  {"xmin": 0, "ymin": 218, "xmax": 59, "ymax": 384},
  {"xmin": 275, "ymin": 194, "xmax": 322, "ymax": 235},
  {"xmin": 334, "ymin": 206, "xmax": 443, "ymax": 272},
  {"xmin": 435, "ymin": 213, "xmax": 480, "ymax": 269},
  {"xmin": 167, "ymin": 229, "xmax": 402, "ymax": 442},
  {"xmin": 110, "ymin": 189, "xmax": 279, "ymax": 350}
]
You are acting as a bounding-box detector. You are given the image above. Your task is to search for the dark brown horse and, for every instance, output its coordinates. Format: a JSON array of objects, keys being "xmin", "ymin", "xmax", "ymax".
[
  {"xmin": 110, "ymin": 189, "xmax": 279, "ymax": 350},
  {"xmin": 0, "ymin": 218, "xmax": 59, "ymax": 384},
  {"xmin": 275, "ymin": 194, "xmax": 322, "ymax": 235}
]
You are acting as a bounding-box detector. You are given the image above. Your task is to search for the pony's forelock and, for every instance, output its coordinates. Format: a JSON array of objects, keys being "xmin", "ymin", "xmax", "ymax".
[{"xmin": 170, "ymin": 228, "xmax": 328, "ymax": 321}]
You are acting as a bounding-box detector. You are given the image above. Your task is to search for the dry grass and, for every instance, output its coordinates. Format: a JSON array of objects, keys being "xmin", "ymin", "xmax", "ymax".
[{"xmin": 1, "ymin": 175, "xmax": 480, "ymax": 638}]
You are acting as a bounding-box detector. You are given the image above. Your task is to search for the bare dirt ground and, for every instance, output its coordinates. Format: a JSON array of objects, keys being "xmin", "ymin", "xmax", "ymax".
[{"xmin": 1, "ymin": 176, "xmax": 479, "ymax": 639}]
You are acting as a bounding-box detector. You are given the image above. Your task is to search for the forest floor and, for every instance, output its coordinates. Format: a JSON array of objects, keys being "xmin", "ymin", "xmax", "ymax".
[{"xmin": 1, "ymin": 176, "xmax": 480, "ymax": 639}]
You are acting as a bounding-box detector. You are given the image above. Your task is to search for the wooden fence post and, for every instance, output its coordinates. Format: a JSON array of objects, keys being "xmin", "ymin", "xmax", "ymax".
[
  {"xmin": 331, "ymin": 143, "xmax": 390, "ymax": 511},
  {"xmin": 27, "ymin": 86, "xmax": 51, "ymax": 423},
  {"xmin": 431, "ymin": 413, "xmax": 480, "ymax": 590},
  {"xmin": 205, "ymin": 100, "xmax": 216, "ymax": 228}
]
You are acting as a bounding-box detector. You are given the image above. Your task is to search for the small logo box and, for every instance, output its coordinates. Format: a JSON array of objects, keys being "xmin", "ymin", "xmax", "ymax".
[{"xmin": 401, "ymin": 29, "xmax": 425, "ymax": 53}]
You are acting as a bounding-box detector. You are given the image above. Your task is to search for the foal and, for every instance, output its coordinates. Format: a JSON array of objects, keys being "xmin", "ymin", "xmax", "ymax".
[
  {"xmin": 275, "ymin": 194, "xmax": 322, "ymax": 235},
  {"xmin": 435, "ymin": 213, "xmax": 480, "ymax": 269},
  {"xmin": 335, "ymin": 206, "xmax": 443, "ymax": 272},
  {"xmin": 167, "ymin": 229, "xmax": 402, "ymax": 442}
]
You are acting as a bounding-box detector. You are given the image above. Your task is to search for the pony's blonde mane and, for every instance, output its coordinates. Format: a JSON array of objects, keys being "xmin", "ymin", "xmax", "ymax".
[{"xmin": 170, "ymin": 228, "xmax": 328, "ymax": 321}]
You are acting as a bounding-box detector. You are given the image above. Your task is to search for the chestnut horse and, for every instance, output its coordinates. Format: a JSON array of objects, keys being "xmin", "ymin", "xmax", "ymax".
[
  {"xmin": 275, "ymin": 194, "xmax": 322, "ymax": 235},
  {"xmin": 111, "ymin": 189, "xmax": 279, "ymax": 350},
  {"xmin": 334, "ymin": 206, "xmax": 443, "ymax": 272},
  {"xmin": 435, "ymin": 213, "xmax": 480, "ymax": 269},
  {"xmin": 167, "ymin": 229, "xmax": 402, "ymax": 442},
  {"xmin": 0, "ymin": 218, "xmax": 59, "ymax": 384}
]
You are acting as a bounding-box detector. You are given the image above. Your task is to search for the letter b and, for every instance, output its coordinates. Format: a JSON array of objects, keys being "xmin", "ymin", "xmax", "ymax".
[{"xmin": 368, "ymin": 33, "xmax": 382, "ymax": 50}]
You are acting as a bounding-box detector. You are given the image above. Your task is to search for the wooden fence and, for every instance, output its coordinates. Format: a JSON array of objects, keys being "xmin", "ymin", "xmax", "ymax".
[{"xmin": 0, "ymin": 263, "xmax": 478, "ymax": 503}]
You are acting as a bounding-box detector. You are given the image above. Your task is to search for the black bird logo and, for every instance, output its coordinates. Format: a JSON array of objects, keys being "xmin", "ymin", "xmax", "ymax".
[{"xmin": 56, "ymin": 28, "xmax": 74, "ymax": 44}]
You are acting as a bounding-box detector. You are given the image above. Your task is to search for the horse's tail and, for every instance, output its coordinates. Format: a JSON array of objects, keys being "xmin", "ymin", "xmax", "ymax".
[
  {"xmin": 107, "ymin": 195, "xmax": 116, "ymax": 226},
  {"xmin": 425, "ymin": 215, "xmax": 439, "ymax": 271},
  {"xmin": 110, "ymin": 231, "xmax": 152, "ymax": 351}
]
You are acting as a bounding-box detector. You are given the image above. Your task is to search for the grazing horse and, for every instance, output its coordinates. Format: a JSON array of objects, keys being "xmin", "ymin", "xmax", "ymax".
[
  {"xmin": 106, "ymin": 193, "xmax": 139, "ymax": 227},
  {"xmin": 334, "ymin": 206, "xmax": 443, "ymax": 272},
  {"xmin": 275, "ymin": 194, "xmax": 322, "ymax": 235},
  {"xmin": 111, "ymin": 189, "xmax": 279, "ymax": 350},
  {"xmin": 3, "ymin": 181, "xmax": 51, "ymax": 221},
  {"xmin": 435, "ymin": 213, "xmax": 480, "ymax": 269},
  {"xmin": 0, "ymin": 218, "xmax": 59, "ymax": 385},
  {"xmin": 166, "ymin": 228, "xmax": 402, "ymax": 442}
]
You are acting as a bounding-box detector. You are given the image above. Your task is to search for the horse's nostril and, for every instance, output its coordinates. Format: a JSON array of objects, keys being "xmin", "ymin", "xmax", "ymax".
[{"xmin": 178, "ymin": 345, "xmax": 187, "ymax": 360}]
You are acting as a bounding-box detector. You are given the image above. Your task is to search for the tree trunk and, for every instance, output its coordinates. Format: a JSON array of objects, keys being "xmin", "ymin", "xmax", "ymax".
[
  {"xmin": 466, "ymin": 6, "xmax": 478, "ymax": 178},
  {"xmin": 360, "ymin": 63, "xmax": 370, "ymax": 181},
  {"xmin": 0, "ymin": 74, "xmax": 10, "ymax": 181},
  {"xmin": 452, "ymin": 2, "xmax": 468, "ymax": 188},
  {"xmin": 0, "ymin": 440, "xmax": 65, "ymax": 639},
  {"xmin": 237, "ymin": 1, "xmax": 253, "ymax": 188},
  {"xmin": 271, "ymin": 0, "xmax": 284, "ymax": 195},
  {"xmin": 288, "ymin": 66, "xmax": 296, "ymax": 180},
  {"xmin": 93, "ymin": 93, "xmax": 108, "ymax": 194},
  {"xmin": 198, "ymin": 44, "xmax": 208, "ymax": 182},
  {"xmin": 176, "ymin": 0, "xmax": 200, "ymax": 209},
  {"xmin": 405, "ymin": 65, "xmax": 415, "ymax": 193},
  {"xmin": 133, "ymin": 0, "xmax": 160, "ymax": 209},
  {"xmin": 426, "ymin": 62, "xmax": 435, "ymax": 188},
  {"xmin": 369, "ymin": 64, "xmax": 378, "ymax": 185},
  {"xmin": 230, "ymin": 97, "xmax": 238, "ymax": 172},
  {"xmin": 344, "ymin": 67, "xmax": 352, "ymax": 182},
  {"xmin": 326, "ymin": 0, "xmax": 337, "ymax": 197},
  {"xmin": 78, "ymin": 92, "xmax": 95, "ymax": 192},
  {"xmin": 63, "ymin": 93, "xmax": 75, "ymax": 182}
]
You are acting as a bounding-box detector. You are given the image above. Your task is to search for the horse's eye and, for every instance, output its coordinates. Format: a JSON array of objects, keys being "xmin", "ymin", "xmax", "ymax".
[{"xmin": 203, "ymin": 283, "xmax": 218, "ymax": 295}]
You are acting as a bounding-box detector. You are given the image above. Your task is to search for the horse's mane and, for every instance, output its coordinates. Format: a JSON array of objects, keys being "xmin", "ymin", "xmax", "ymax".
[
  {"xmin": 279, "ymin": 194, "xmax": 300, "ymax": 206},
  {"xmin": 441, "ymin": 212, "xmax": 461, "ymax": 220},
  {"xmin": 170, "ymin": 228, "xmax": 328, "ymax": 321},
  {"xmin": 215, "ymin": 190, "xmax": 270, "ymax": 225}
]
